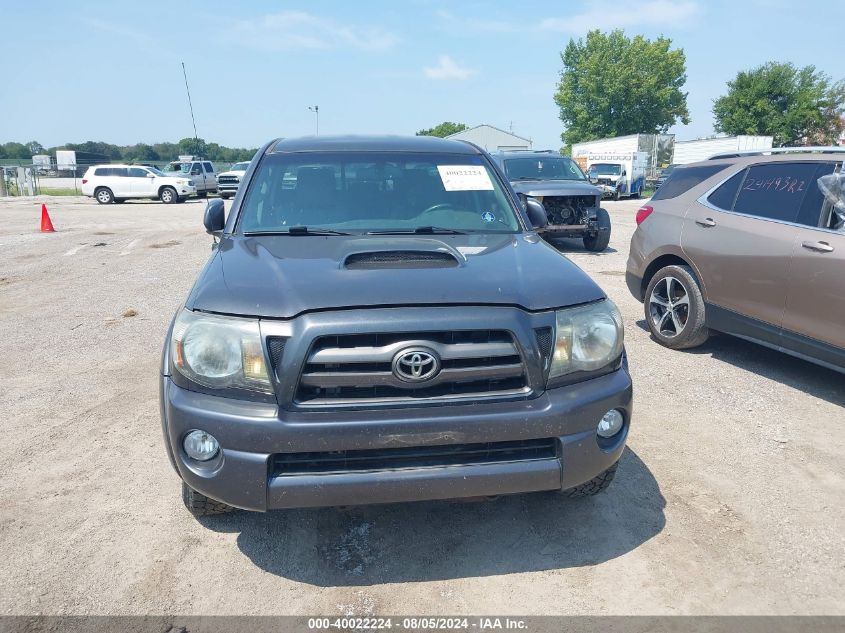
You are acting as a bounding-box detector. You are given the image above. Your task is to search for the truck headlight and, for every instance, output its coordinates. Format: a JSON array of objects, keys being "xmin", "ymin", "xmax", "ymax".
[
  {"xmin": 550, "ymin": 300, "xmax": 624, "ymax": 378},
  {"xmin": 171, "ymin": 309, "xmax": 271, "ymax": 392}
]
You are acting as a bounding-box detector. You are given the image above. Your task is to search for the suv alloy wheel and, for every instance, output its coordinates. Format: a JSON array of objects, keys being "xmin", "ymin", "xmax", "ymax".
[{"xmin": 645, "ymin": 265, "xmax": 709, "ymax": 349}]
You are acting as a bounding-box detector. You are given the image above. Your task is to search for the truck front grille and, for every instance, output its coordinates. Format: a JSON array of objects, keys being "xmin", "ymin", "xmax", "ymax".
[
  {"xmin": 295, "ymin": 330, "xmax": 529, "ymax": 407},
  {"xmin": 271, "ymin": 438, "xmax": 556, "ymax": 475},
  {"xmin": 217, "ymin": 175, "xmax": 240, "ymax": 185}
]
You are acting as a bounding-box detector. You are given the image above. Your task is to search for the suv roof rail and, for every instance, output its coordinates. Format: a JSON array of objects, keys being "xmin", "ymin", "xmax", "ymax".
[
  {"xmin": 493, "ymin": 149, "xmax": 557, "ymax": 154},
  {"xmin": 708, "ymin": 146, "xmax": 845, "ymax": 160}
]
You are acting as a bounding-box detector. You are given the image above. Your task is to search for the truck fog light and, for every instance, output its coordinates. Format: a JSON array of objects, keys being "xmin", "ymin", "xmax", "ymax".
[
  {"xmin": 183, "ymin": 430, "xmax": 219, "ymax": 461},
  {"xmin": 597, "ymin": 409, "xmax": 624, "ymax": 438}
]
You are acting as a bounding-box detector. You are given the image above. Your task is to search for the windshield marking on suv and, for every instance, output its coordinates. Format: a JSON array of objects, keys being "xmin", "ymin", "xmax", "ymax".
[{"xmin": 236, "ymin": 152, "xmax": 522, "ymax": 235}]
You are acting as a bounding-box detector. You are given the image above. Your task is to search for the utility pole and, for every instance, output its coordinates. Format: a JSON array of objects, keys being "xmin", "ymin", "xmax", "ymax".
[{"xmin": 308, "ymin": 105, "xmax": 319, "ymax": 135}]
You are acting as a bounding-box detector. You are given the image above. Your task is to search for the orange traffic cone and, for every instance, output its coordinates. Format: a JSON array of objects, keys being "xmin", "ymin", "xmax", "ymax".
[{"xmin": 40, "ymin": 203, "xmax": 55, "ymax": 233}]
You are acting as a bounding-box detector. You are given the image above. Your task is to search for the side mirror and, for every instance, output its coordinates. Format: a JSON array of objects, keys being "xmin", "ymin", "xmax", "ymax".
[
  {"xmin": 146, "ymin": 173, "xmax": 155, "ymax": 178},
  {"xmin": 525, "ymin": 198, "xmax": 548, "ymax": 229},
  {"xmin": 203, "ymin": 198, "xmax": 225, "ymax": 235}
]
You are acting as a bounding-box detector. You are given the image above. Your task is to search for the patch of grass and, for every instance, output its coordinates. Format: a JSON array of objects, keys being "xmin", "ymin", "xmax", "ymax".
[{"xmin": 40, "ymin": 188, "xmax": 81, "ymax": 196}]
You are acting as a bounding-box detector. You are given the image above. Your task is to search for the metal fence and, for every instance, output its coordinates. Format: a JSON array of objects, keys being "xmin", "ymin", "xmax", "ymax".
[{"xmin": 0, "ymin": 158, "xmax": 238, "ymax": 196}]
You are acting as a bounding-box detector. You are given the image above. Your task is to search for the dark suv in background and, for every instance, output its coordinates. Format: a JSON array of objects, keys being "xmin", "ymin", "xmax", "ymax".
[
  {"xmin": 160, "ymin": 136, "xmax": 632, "ymax": 517},
  {"xmin": 492, "ymin": 150, "xmax": 611, "ymax": 252},
  {"xmin": 627, "ymin": 148, "xmax": 844, "ymax": 372}
]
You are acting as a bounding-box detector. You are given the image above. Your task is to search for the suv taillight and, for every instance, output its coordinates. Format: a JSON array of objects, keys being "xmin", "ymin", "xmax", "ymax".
[
  {"xmin": 635, "ymin": 205, "xmax": 653, "ymax": 225},
  {"xmin": 82, "ymin": 178, "xmax": 88, "ymax": 184}
]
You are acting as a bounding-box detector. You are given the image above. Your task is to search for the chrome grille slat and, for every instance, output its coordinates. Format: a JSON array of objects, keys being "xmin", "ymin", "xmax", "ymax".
[
  {"xmin": 309, "ymin": 340, "xmax": 516, "ymax": 364},
  {"xmin": 300, "ymin": 362, "xmax": 525, "ymax": 389},
  {"xmin": 295, "ymin": 330, "xmax": 529, "ymax": 407}
]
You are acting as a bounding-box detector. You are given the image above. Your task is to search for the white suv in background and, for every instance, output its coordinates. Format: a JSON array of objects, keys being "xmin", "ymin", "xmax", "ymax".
[
  {"xmin": 81, "ymin": 165, "xmax": 196, "ymax": 204},
  {"xmin": 216, "ymin": 161, "xmax": 250, "ymax": 199}
]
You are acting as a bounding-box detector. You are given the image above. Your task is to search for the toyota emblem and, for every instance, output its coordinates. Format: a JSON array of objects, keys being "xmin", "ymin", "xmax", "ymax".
[{"xmin": 392, "ymin": 348, "xmax": 441, "ymax": 382}]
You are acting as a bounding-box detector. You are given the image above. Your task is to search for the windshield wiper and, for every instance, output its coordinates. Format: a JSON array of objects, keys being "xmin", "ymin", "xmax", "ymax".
[
  {"xmin": 513, "ymin": 176, "xmax": 541, "ymax": 181},
  {"xmin": 367, "ymin": 226, "xmax": 468, "ymax": 235},
  {"xmin": 244, "ymin": 226, "xmax": 352, "ymax": 236}
]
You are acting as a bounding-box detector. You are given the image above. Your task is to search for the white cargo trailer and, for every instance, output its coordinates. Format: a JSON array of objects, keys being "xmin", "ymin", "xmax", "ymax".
[{"xmin": 672, "ymin": 135, "xmax": 773, "ymax": 164}]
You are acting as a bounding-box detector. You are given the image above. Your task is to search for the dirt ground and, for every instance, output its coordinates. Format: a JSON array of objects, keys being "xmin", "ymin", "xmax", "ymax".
[{"xmin": 0, "ymin": 195, "xmax": 842, "ymax": 616}]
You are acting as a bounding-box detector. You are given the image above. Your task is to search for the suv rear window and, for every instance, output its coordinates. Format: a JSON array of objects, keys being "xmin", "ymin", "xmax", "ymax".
[
  {"xmin": 94, "ymin": 167, "xmax": 126, "ymax": 177},
  {"xmin": 733, "ymin": 162, "xmax": 822, "ymax": 223},
  {"xmin": 651, "ymin": 164, "xmax": 729, "ymax": 200}
]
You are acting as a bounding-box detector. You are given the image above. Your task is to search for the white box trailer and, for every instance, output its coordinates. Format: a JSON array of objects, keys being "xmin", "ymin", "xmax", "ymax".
[
  {"xmin": 584, "ymin": 152, "xmax": 648, "ymax": 199},
  {"xmin": 673, "ymin": 135, "xmax": 773, "ymax": 164},
  {"xmin": 571, "ymin": 133, "xmax": 674, "ymax": 178}
]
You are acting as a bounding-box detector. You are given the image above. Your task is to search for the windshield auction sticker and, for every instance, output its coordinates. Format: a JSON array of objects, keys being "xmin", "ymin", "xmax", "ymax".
[{"xmin": 437, "ymin": 165, "xmax": 494, "ymax": 191}]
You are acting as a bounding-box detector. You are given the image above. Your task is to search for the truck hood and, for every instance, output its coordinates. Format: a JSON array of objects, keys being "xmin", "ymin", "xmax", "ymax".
[
  {"xmin": 187, "ymin": 233, "xmax": 605, "ymax": 319},
  {"xmin": 509, "ymin": 180, "xmax": 601, "ymax": 197},
  {"xmin": 218, "ymin": 170, "xmax": 247, "ymax": 178}
]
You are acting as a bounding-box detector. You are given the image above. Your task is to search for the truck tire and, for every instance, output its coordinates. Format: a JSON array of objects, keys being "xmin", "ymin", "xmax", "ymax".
[
  {"xmin": 583, "ymin": 207, "xmax": 611, "ymax": 252},
  {"xmin": 613, "ymin": 188, "xmax": 620, "ymax": 201},
  {"xmin": 159, "ymin": 186, "xmax": 178, "ymax": 204},
  {"xmin": 95, "ymin": 187, "xmax": 114, "ymax": 204},
  {"xmin": 182, "ymin": 482, "xmax": 235, "ymax": 516},
  {"xmin": 197, "ymin": 191, "xmax": 208, "ymax": 199},
  {"xmin": 561, "ymin": 462, "xmax": 618, "ymax": 497},
  {"xmin": 644, "ymin": 264, "xmax": 709, "ymax": 349}
]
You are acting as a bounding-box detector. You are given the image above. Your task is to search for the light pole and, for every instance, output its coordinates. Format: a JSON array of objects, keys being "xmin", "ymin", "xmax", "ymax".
[{"xmin": 308, "ymin": 105, "xmax": 319, "ymax": 135}]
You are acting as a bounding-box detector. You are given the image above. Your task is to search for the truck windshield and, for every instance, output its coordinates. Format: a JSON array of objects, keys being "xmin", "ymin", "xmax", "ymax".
[
  {"xmin": 589, "ymin": 164, "xmax": 622, "ymax": 176},
  {"xmin": 167, "ymin": 163, "xmax": 192, "ymax": 174},
  {"xmin": 232, "ymin": 162, "xmax": 250, "ymax": 171},
  {"xmin": 238, "ymin": 152, "xmax": 521, "ymax": 234},
  {"xmin": 504, "ymin": 157, "xmax": 585, "ymax": 181}
]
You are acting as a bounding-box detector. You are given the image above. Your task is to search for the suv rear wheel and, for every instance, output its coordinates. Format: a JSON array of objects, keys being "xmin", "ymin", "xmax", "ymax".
[
  {"xmin": 182, "ymin": 482, "xmax": 235, "ymax": 516},
  {"xmin": 645, "ymin": 264, "xmax": 709, "ymax": 349},
  {"xmin": 95, "ymin": 187, "xmax": 114, "ymax": 204}
]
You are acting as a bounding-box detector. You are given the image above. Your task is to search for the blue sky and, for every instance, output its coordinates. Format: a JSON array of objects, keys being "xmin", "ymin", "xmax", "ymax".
[{"xmin": 1, "ymin": 0, "xmax": 843, "ymax": 150}]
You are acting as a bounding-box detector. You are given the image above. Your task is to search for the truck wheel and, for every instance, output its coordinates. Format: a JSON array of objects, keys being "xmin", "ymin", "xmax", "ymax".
[
  {"xmin": 159, "ymin": 186, "xmax": 178, "ymax": 204},
  {"xmin": 95, "ymin": 187, "xmax": 114, "ymax": 204},
  {"xmin": 197, "ymin": 191, "xmax": 208, "ymax": 199},
  {"xmin": 561, "ymin": 462, "xmax": 618, "ymax": 497},
  {"xmin": 644, "ymin": 264, "xmax": 709, "ymax": 349},
  {"xmin": 613, "ymin": 188, "xmax": 621, "ymax": 201},
  {"xmin": 182, "ymin": 482, "xmax": 235, "ymax": 516},
  {"xmin": 583, "ymin": 208, "xmax": 611, "ymax": 252}
]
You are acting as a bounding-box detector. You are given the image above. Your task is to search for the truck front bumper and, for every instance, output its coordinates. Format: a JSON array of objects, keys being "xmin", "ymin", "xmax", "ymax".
[{"xmin": 160, "ymin": 367, "xmax": 633, "ymax": 511}]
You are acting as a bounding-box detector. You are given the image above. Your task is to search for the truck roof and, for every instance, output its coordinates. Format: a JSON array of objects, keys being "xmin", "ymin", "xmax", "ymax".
[{"xmin": 267, "ymin": 135, "xmax": 480, "ymax": 155}]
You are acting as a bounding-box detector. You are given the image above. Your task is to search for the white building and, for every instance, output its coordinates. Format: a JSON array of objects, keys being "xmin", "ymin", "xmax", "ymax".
[{"xmin": 446, "ymin": 125, "xmax": 532, "ymax": 152}]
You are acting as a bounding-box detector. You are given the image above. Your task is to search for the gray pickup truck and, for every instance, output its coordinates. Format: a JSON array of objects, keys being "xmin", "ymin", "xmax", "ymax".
[{"xmin": 160, "ymin": 135, "xmax": 632, "ymax": 517}]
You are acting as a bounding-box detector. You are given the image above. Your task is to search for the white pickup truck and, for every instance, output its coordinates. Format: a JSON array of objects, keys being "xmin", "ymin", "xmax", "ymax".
[
  {"xmin": 166, "ymin": 156, "xmax": 217, "ymax": 197},
  {"xmin": 216, "ymin": 161, "xmax": 250, "ymax": 199}
]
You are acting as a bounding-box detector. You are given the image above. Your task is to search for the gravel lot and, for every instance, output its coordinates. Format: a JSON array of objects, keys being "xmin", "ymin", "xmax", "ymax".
[{"xmin": 0, "ymin": 195, "xmax": 842, "ymax": 616}]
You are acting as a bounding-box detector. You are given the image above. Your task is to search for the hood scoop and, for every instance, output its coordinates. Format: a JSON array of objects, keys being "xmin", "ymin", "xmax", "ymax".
[{"xmin": 343, "ymin": 250, "xmax": 459, "ymax": 270}]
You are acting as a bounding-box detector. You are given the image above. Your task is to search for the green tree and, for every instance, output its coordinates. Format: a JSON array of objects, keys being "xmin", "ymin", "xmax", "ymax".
[
  {"xmin": 178, "ymin": 137, "xmax": 207, "ymax": 157},
  {"xmin": 27, "ymin": 141, "xmax": 45, "ymax": 155},
  {"xmin": 123, "ymin": 143, "xmax": 160, "ymax": 162},
  {"xmin": 713, "ymin": 62, "xmax": 845, "ymax": 146},
  {"xmin": 0, "ymin": 142, "xmax": 31, "ymax": 159},
  {"xmin": 554, "ymin": 30, "xmax": 690, "ymax": 151},
  {"xmin": 415, "ymin": 122, "xmax": 468, "ymax": 138}
]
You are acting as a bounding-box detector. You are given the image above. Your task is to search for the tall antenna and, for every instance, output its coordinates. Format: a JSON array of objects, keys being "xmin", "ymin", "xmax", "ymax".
[{"xmin": 181, "ymin": 62, "xmax": 200, "ymax": 156}]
